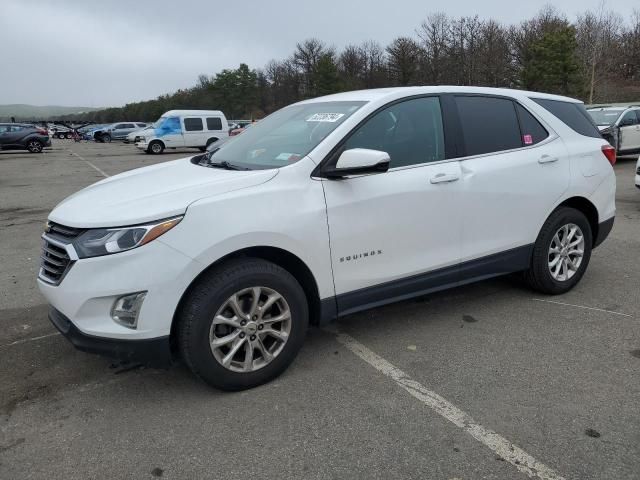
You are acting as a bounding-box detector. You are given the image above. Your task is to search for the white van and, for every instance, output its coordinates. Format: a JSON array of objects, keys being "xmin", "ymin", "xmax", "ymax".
[{"xmin": 136, "ymin": 110, "xmax": 229, "ymax": 154}]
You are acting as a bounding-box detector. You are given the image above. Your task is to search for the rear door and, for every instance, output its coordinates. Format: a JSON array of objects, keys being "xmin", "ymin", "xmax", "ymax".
[
  {"xmin": 454, "ymin": 95, "xmax": 569, "ymax": 266},
  {"xmin": 618, "ymin": 110, "xmax": 640, "ymax": 152},
  {"xmin": 182, "ymin": 117, "xmax": 206, "ymax": 147}
]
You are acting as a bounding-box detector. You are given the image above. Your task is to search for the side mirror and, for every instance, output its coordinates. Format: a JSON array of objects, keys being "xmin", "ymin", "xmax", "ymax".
[{"xmin": 324, "ymin": 148, "xmax": 390, "ymax": 179}]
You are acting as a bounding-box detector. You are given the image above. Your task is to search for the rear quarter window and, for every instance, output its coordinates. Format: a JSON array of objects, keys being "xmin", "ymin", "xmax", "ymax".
[
  {"xmin": 515, "ymin": 104, "xmax": 548, "ymax": 145},
  {"xmin": 531, "ymin": 99, "xmax": 601, "ymax": 139}
]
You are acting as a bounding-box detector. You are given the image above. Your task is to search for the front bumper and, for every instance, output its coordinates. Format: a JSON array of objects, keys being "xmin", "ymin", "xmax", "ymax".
[
  {"xmin": 49, "ymin": 306, "xmax": 172, "ymax": 367},
  {"xmin": 37, "ymin": 238, "xmax": 202, "ymax": 342},
  {"xmin": 136, "ymin": 141, "xmax": 149, "ymax": 150}
]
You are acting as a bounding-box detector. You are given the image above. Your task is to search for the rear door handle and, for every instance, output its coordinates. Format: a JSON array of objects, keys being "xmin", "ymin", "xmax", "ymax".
[
  {"xmin": 430, "ymin": 173, "xmax": 460, "ymax": 184},
  {"xmin": 538, "ymin": 155, "xmax": 558, "ymax": 164}
]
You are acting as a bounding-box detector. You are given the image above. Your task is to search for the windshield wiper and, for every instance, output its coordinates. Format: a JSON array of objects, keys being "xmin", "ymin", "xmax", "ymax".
[{"xmin": 207, "ymin": 160, "xmax": 251, "ymax": 171}]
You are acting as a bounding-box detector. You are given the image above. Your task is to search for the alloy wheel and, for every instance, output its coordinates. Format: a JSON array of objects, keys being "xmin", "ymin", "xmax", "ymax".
[
  {"xmin": 27, "ymin": 141, "xmax": 42, "ymax": 153},
  {"xmin": 209, "ymin": 286, "xmax": 292, "ymax": 373},
  {"xmin": 548, "ymin": 223, "xmax": 585, "ymax": 281}
]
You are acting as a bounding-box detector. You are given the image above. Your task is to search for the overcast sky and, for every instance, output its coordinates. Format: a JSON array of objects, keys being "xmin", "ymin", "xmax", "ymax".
[{"xmin": 1, "ymin": 0, "xmax": 637, "ymax": 107}]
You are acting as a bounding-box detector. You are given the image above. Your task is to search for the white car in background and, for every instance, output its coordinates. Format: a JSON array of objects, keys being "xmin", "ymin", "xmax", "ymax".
[
  {"xmin": 136, "ymin": 110, "xmax": 229, "ymax": 154},
  {"xmin": 125, "ymin": 125, "xmax": 153, "ymax": 144},
  {"xmin": 38, "ymin": 86, "xmax": 616, "ymax": 391},
  {"xmin": 587, "ymin": 106, "xmax": 640, "ymax": 155},
  {"xmin": 636, "ymin": 156, "xmax": 640, "ymax": 190}
]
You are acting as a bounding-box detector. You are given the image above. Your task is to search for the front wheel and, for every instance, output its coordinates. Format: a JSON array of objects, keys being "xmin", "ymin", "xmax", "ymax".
[
  {"xmin": 177, "ymin": 258, "xmax": 309, "ymax": 391},
  {"xmin": 524, "ymin": 207, "xmax": 592, "ymax": 294},
  {"xmin": 102, "ymin": 134, "xmax": 112, "ymax": 143},
  {"xmin": 147, "ymin": 140, "xmax": 164, "ymax": 154}
]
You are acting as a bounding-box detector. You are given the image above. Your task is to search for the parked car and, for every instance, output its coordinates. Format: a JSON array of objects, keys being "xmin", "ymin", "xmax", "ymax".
[
  {"xmin": 38, "ymin": 86, "xmax": 616, "ymax": 391},
  {"xmin": 136, "ymin": 110, "xmax": 229, "ymax": 154},
  {"xmin": 229, "ymin": 122, "xmax": 253, "ymax": 136},
  {"xmin": 587, "ymin": 106, "xmax": 640, "ymax": 155},
  {"xmin": 0, "ymin": 123, "xmax": 51, "ymax": 152},
  {"xmin": 636, "ymin": 156, "xmax": 640, "ymax": 190},
  {"xmin": 94, "ymin": 122, "xmax": 147, "ymax": 143},
  {"xmin": 124, "ymin": 125, "xmax": 153, "ymax": 144}
]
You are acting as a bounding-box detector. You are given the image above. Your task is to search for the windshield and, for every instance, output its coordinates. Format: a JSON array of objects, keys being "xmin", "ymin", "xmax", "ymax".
[
  {"xmin": 587, "ymin": 109, "xmax": 624, "ymax": 126},
  {"xmin": 205, "ymin": 101, "xmax": 365, "ymax": 170}
]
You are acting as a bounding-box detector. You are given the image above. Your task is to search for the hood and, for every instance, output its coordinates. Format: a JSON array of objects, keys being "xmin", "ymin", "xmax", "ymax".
[
  {"xmin": 597, "ymin": 125, "xmax": 612, "ymax": 132},
  {"xmin": 49, "ymin": 157, "xmax": 278, "ymax": 228}
]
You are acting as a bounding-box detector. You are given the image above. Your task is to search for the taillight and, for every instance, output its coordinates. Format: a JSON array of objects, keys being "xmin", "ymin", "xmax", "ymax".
[
  {"xmin": 37, "ymin": 128, "xmax": 47, "ymax": 135},
  {"xmin": 601, "ymin": 144, "xmax": 616, "ymax": 166}
]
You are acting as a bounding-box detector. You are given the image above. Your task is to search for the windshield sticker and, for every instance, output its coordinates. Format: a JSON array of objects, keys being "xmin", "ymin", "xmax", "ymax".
[
  {"xmin": 523, "ymin": 134, "xmax": 533, "ymax": 145},
  {"xmin": 306, "ymin": 113, "xmax": 345, "ymax": 123},
  {"xmin": 275, "ymin": 152, "xmax": 302, "ymax": 162}
]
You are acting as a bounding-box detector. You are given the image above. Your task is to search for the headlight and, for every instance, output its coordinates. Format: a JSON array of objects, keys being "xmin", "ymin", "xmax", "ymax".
[{"xmin": 72, "ymin": 216, "xmax": 182, "ymax": 258}]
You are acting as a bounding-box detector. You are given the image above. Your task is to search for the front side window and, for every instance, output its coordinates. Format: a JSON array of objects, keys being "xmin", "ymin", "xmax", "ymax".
[
  {"xmin": 114, "ymin": 124, "xmax": 126, "ymax": 129},
  {"xmin": 343, "ymin": 97, "xmax": 445, "ymax": 168},
  {"xmin": 619, "ymin": 111, "xmax": 638, "ymax": 126},
  {"xmin": 455, "ymin": 96, "xmax": 522, "ymax": 156},
  {"xmin": 205, "ymin": 101, "xmax": 365, "ymax": 170},
  {"xmin": 184, "ymin": 118, "xmax": 204, "ymax": 131},
  {"xmin": 155, "ymin": 116, "xmax": 181, "ymax": 135}
]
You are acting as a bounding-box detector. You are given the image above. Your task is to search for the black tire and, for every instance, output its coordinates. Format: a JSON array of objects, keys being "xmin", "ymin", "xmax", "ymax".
[
  {"xmin": 147, "ymin": 140, "xmax": 164, "ymax": 154},
  {"xmin": 524, "ymin": 207, "xmax": 592, "ymax": 295},
  {"xmin": 177, "ymin": 258, "xmax": 309, "ymax": 391},
  {"xmin": 198, "ymin": 147, "xmax": 206, "ymax": 152},
  {"xmin": 102, "ymin": 134, "xmax": 112, "ymax": 143},
  {"xmin": 26, "ymin": 140, "xmax": 43, "ymax": 153}
]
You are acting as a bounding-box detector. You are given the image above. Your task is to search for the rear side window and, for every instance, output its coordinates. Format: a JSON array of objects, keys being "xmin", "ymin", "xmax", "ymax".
[
  {"xmin": 206, "ymin": 117, "xmax": 222, "ymax": 130},
  {"xmin": 455, "ymin": 96, "xmax": 522, "ymax": 156},
  {"xmin": 531, "ymin": 99, "xmax": 601, "ymax": 138},
  {"xmin": 136, "ymin": 123, "xmax": 146, "ymax": 127},
  {"xmin": 515, "ymin": 104, "xmax": 548, "ymax": 145},
  {"xmin": 184, "ymin": 118, "xmax": 203, "ymax": 131},
  {"xmin": 122, "ymin": 123, "xmax": 135, "ymax": 129}
]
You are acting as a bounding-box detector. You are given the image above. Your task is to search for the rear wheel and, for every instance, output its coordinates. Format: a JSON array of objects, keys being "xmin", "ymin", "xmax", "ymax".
[
  {"xmin": 65, "ymin": 133, "xmax": 73, "ymax": 139},
  {"xmin": 148, "ymin": 140, "xmax": 164, "ymax": 154},
  {"xmin": 102, "ymin": 134, "xmax": 112, "ymax": 143},
  {"xmin": 57, "ymin": 133, "xmax": 66, "ymax": 139},
  {"xmin": 26, "ymin": 140, "xmax": 43, "ymax": 153},
  {"xmin": 524, "ymin": 207, "xmax": 592, "ymax": 294},
  {"xmin": 177, "ymin": 258, "xmax": 308, "ymax": 391}
]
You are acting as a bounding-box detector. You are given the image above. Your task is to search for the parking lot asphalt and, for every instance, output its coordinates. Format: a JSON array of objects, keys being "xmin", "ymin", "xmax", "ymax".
[{"xmin": 1, "ymin": 140, "xmax": 639, "ymax": 479}]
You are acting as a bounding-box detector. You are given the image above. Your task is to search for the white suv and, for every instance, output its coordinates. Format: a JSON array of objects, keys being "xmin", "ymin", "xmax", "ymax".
[{"xmin": 37, "ymin": 87, "xmax": 616, "ymax": 391}]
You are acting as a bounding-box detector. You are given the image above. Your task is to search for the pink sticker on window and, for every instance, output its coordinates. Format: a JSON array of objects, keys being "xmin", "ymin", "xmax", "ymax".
[{"xmin": 523, "ymin": 134, "xmax": 533, "ymax": 145}]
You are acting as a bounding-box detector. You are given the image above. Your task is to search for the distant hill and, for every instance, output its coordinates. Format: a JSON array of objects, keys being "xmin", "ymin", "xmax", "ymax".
[{"xmin": 0, "ymin": 104, "xmax": 102, "ymax": 121}]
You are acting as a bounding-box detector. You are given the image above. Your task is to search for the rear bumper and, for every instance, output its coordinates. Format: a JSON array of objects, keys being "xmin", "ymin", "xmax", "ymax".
[
  {"xmin": 49, "ymin": 306, "xmax": 172, "ymax": 367},
  {"xmin": 594, "ymin": 216, "xmax": 614, "ymax": 248}
]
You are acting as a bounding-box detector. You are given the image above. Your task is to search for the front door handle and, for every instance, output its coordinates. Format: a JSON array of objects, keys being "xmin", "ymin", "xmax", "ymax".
[
  {"xmin": 430, "ymin": 173, "xmax": 460, "ymax": 184},
  {"xmin": 538, "ymin": 155, "xmax": 558, "ymax": 164}
]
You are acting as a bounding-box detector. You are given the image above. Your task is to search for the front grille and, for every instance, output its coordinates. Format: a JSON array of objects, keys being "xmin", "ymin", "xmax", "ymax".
[
  {"xmin": 47, "ymin": 221, "xmax": 83, "ymax": 240},
  {"xmin": 39, "ymin": 222, "xmax": 82, "ymax": 285}
]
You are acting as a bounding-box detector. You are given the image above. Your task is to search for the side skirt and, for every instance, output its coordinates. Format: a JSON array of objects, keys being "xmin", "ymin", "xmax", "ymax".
[{"xmin": 317, "ymin": 244, "xmax": 533, "ymax": 323}]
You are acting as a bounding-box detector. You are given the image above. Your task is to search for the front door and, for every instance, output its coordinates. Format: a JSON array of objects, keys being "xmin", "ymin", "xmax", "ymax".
[
  {"xmin": 618, "ymin": 110, "xmax": 640, "ymax": 152},
  {"xmin": 322, "ymin": 96, "xmax": 463, "ymax": 314}
]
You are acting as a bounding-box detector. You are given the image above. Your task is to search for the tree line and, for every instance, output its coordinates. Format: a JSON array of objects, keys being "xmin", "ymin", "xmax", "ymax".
[{"xmin": 69, "ymin": 6, "xmax": 640, "ymax": 123}]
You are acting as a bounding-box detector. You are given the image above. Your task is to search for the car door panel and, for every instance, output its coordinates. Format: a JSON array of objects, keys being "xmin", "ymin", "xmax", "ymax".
[
  {"xmin": 323, "ymin": 162, "xmax": 462, "ymax": 311},
  {"xmin": 454, "ymin": 95, "xmax": 570, "ymax": 263},
  {"xmin": 619, "ymin": 111, "xmax": 640, "ymax": 151},
  {"xmin": 321, "ymin": 96, "xmax": 462, "ymax": 312}
]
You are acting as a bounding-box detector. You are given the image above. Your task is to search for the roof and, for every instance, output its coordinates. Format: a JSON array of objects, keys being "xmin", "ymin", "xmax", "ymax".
[
  {"xmin": 162, "ymin": 110, "xmax": 224, "ymax": 116},
  {"xmin": 298, "ymin": 86, "xmax": 583, "ymax": 105}
]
